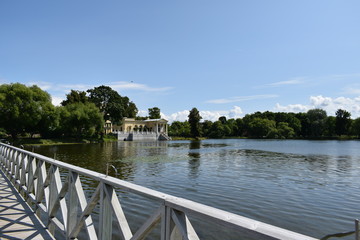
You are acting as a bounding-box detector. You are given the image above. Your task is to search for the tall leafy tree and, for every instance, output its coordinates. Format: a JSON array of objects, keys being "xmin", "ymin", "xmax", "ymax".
[
  {"xmin": 59, "ymin": 102, "xmax": 104, "ymax": 139},
  {"xmin": 276, "ymin": 122, "xmax": 295, "ymax": 139},
  {"xmin": 351, "ymin": 117, "xmax": 360, "ymax": 138},
  {"xmin": 0, "ymin": 83, "xmax": 55, "ymax": 138},
  {"xmin": 324, "ymin": 116, "xmax": 336, "ymax": 137},
  {"xmin": 208, "ymin": 121, "xmax": 226, "ymax": 138},
  {"xmin": 125, "ymin": 102, "xmax": 138, "ymax": 118},
  {"xmin": 201, "ymin": 120, "xmax": 213, "ymax": 137},
  {"xmin": 248, "ymin": 118, "xmax": 276, "ymax": 138},
  {"xmin": 188, "ymin": 108, "xmax": 202, "ymax": 138},
  {"xmin": 306, "ymin": 109, "xmax": 327, "ymax": 137},
  {"xmin": 335, "ymin": 109, "xmax": 351, "ymax": 135},
  {"xmin": 169, "ymin": 121, "xmax": 191, "ymax": 137},
  {"xmin": 87, "ymin": 85, "xmax": 138, "ymax": 123},
  {"xmin": 61, "ymin": 90, "xmax": 88, "ymax": 106},
  {"xmin": 219, "ymin": 116, "xmax": 227, "ymax": 124},
  {"xmin": 148, "ymin": 107, "xmax": 161, "ymax": 119}
]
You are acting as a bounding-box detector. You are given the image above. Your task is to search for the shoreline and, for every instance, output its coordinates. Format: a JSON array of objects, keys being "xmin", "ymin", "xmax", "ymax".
[{"xmin": 2, "ymin": 135, "xmax": 358, "ymax": 147}]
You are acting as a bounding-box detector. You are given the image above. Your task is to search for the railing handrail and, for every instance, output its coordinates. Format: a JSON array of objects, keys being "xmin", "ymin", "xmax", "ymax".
[{"xmin": 0, "ymin": 143, "xmax": 318, "ymax": 240}]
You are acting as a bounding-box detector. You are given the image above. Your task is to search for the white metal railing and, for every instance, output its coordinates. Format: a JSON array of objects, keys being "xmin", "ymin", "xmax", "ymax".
[{"xmin": 0, "ymin": 142, "xmax": 319, "ymax": 240}]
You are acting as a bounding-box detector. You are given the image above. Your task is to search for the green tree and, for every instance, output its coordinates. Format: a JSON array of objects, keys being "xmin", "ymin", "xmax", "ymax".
[
  {"xmin": 125, "ymin": 102, "xmax": 138, "ymax": 118},
  {"xmin": 324, "ymin": 116, "xmax": 336, "ymax": 137},
  {"xmin": 235, "ymin": 118, "xmax": 244, "ymax": 136},
  {"xmin": 208, "ymin": 121, "xmax": 226, "ymax": 138},
  {"xmin": 219, "ymin": 116, "xmax": 227, "ymax": 124},
  {"xmin": 276, "ymin": 122, "xmax": 295, "ymax": 139},
  {"xmin": 168, "ymin": 121, "xmax": 191, "ymax": 137},
  {"xmin": 351, "ymin": 117, "xmax": 360, "ymax": 138},
  {"xmin": 0, "ymin": 83, "xmax": 55, "ymax": 138},
  {"xmin": 59, "ymin": 102, "xmax": 104, "ymax": 139},
  {"xmin": 248, "ymin": 118, "xmax": 277, "ymax": 138},
  {"xmin": 87, "ymin": 85, "xmax": 138, "ymax": 124},
  {"xmin": 306, "ymin": 109, "xmax": 327, "ymax": 137},
  {"xmin": 201, "ymin": 120, "xmax": 213, "ymax": 137},
  {"xmin": 148, "ymin": 107, "xmax": 161, "ymax": 119},
  {"xmin": 225, "ymin": 118, "xmax": 237, "ymax": 136},
  {"xmin": 335, "ymin": 109, "xmax": 351, "ymax": 136},
  {"xmin": 61, "ymin": 90, "xmax": 88, "ymax": 106},
  {"xmin": 188, "ymin": 108, "xmax": 202, "ymax": 138}
]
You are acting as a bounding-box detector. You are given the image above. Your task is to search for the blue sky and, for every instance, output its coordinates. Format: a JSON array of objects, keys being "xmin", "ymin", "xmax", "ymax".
[{"xmin": 1, "ymin": 1, "xmax": 360, "ymax": 122}]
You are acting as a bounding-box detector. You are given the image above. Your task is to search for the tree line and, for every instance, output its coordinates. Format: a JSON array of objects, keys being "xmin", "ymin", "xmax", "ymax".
[
  {"xmin": 169, "ymin": 108, "xmax": 360, "ymax": 139},
  {"xmin": 0, "ymin": 83, "xmax": 138, "ymax": 139},
  {"xmin": 2, "ymin": 83, "xmax": 359, "ymax": 141}
]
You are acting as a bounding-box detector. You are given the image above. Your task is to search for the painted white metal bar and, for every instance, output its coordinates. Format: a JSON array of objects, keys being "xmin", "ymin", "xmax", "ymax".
[
  {"xmin": 99, "ymin": 182, "xmax": 112, "ymax": 240},
  {"xmin": 130, "ymin": 206, "xmax": 162, "ymax": 240},
  {"xmin": 103, "ymin": 183, "xmax": 133, "ymax": 240},
  {"xmin": 166, "ymin": 196, "xmax": 317, "ymax": 240},
  {"xmin": 69, "ymin": 183, "xmax": 101, "ymax": 239},
  {"xmin": 171, "ymin": 210, "xmax": 200, "ymax": 240},
  {"xmin": 71, "ymin": 171, "xmax": 98, "ymax": 240},
  {"xmin": 67, "ymin": 171, "xmax": 79, "ymax": 239}
]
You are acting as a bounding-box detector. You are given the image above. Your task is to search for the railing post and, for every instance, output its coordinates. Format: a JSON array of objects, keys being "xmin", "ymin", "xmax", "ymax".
[
  {"xmin": 161, "ymin": 205, "xmax": 169, "ymax": 240},
  {"xmin": 26, "ymin": 156, "xmax": 37, "ymax": 205},
  {"xmin": 99, "ymin": 182, "xmax": 113, "ymax": 240},
  {"xmin": 19, "ymin": 153, "xmax": 28, "ymax": 195},
  {"xmin": 161, "ymin": 206, "xmax": 182, "ymax": 240},
  {"xmin": 67, "ymin": 171, "xmax": 78, "ymax": 239}
]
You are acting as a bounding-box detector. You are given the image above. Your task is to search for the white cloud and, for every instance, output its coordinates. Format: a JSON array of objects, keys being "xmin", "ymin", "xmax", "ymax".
[
  {"xmin": 161, "ymin": 106, "xmax": 243, "ymax": 123},
  {"xmin": 309, "ymin": 95, "xmax": 332, "ymax": 107},
  {"xmin": 267, "ymin": 78, "xmax": 304, "ymax": 86},
  {"xmin": 206, "ymin": 94, "xmax": 278, "ymax": 104},
  {"xmin": 258, "ymin": 73, "xmax": 360, "ymax": 89},
  {"xmin": 22, "ymin": 80, "xmax": 173, "ymax": 107},
  {"xmin": 164, "ymin": 110, "xmax": 190, "ymax": 122},
  {"xmin": 229, "ymin": 106, "xmax": 243, "ymax": 118},
  {"xmin": 275, "ymin": 95, "xmax": 360, "ymax": 118},
  {"xmin": 137, "ymin": 110, "xmax": 148, "ymax": 117},
  {"xmin": 51, "ymin": 96, "xmax": 64, "ymax": 106},
  {"xmin": 24, "ymin": 81, "xmax": 172, "ymax": 95},
  {"xmin": 28, "ymin": 81, "xmax": 54, "ymax": 91},
  {"xmin": 109, "ymin": 81, "xmax": 172, "ymax": 92},
  {"xmin": 342, "ymin": 84, "xmax": 360, "ymax": 95},
  {"xmin": 275, "ymin": 103, "xmax": 310, "ymax": 113}
]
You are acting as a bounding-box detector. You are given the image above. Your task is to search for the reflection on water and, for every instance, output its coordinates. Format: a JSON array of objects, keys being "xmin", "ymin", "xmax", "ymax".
[
  {"xmin": 29, "ymin": 139, "xmax": 360, "ymax": 239},
  {"xmin": 188, "ymin": 141, "xmax": 201, "ymax": 179}
]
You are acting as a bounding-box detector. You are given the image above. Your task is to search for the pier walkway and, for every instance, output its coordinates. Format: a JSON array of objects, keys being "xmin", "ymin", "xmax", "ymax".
[{"xmin": 0, "ymin": 169, "xmax": 54, "ymax": 239}]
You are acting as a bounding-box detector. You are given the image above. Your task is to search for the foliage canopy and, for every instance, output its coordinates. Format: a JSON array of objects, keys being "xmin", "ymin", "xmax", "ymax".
[{"xmin": 0, "ymin": 83, "xmax": 55, "ymax": 138}]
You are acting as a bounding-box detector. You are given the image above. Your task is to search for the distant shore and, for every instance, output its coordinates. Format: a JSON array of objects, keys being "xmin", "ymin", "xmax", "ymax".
[{"xmin": 2, "ymin": 135, "xmax": 359, "ymax": 147}]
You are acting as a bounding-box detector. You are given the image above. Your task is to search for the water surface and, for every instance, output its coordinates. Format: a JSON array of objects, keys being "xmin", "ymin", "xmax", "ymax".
[{"xmin": 30, "ymin": 139, "xmax": 360, "ymax": 239}]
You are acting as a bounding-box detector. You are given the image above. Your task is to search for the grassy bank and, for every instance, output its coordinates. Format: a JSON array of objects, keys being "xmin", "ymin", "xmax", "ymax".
[{"xmin": 3, "ymin": 135, "xmax": 118, "ymax": 146}]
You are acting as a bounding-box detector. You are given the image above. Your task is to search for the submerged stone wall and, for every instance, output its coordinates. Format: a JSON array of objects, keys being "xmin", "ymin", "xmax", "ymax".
[{"xmin": 116, "ymin": 132, "xmax": 158, "ymax": 141}]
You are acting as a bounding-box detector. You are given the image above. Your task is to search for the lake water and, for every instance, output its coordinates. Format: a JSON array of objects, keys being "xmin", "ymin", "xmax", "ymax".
[{"xmin": 29, "ymin": 139, "xmax": 360, "ymax": 239}]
